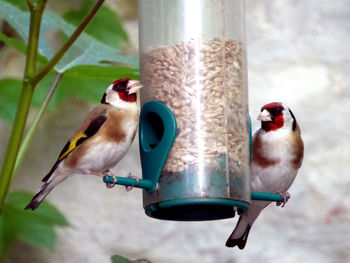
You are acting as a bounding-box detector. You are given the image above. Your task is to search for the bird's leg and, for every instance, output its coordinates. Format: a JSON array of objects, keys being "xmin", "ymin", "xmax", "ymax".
[
  {"xmin": 276, "ymin": 192, "xmax": 291, "ymax": 207},
  {"xmin": 103, "ymin": 170, "xmax": 118, "ymax": 189},
  {"xmin": 125, "ymin": 173, "xmax": 140, "ymax": 192},
  {"xmin": 83, "ymin": 170, "xmax": 103, "ymax": 177},
  {"xmin": 82, "ymin": 169, "xmax": 117, "ymax": 188}
]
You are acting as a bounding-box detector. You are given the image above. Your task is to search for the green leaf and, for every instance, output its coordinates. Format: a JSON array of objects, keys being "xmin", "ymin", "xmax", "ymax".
[
  {"xmin": 0, "ymin": 0, "xmax": 53, "ymax": 59},
  {"xmin": 5, "ymin": 192, "xmax": 69, "ymax": 226},
  {"xmin": 0, "ymin": 1, "xmax": 138, "ymax": 72},
  {"xmin": 63, "ymin": 0, "xmax": 128, "ymax": 48},
  {"xmin": 0, "ymin": 32, "xmax": 27, "ymax": 53},
  {"xmin": 0, "ymin": 211, "xmax": 14, "ymax": 259},
  {"xmin": 1, "ymin": 0, "xmax": 28, "ymax": 10},
  {"xmin": 44, "ymin": 10, "xmax": 138, "ymax": 71},
  {"xmin": 17, "ymin": 221, "xmax": 56, "ymax": 250},
  {"xmin": 64, "ymin": 65, "xmax": 139, "ymax": 81},
  {"xmin": 0, "ymin": 79, "xmax": 22, "ymax": 122},
  {"xmin": 0, "ymin": 191, "xmax": 69, "ymax": 258},
  {"xmin": 0, "ymin": 78, "xmax": 51, "ymax": 122},
  {"xmin": 0, "ymin": 32, "xmax": 48, "ymax": 64},
  {"xmin": 111, "ymin": 255, "xmax": 132, "ymax": 263}
]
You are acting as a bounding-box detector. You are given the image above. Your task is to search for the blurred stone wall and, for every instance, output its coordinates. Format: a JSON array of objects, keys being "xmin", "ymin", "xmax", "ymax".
[{"xmin": 2, "ymin": 0, "xmax": 350, "ymax": 262}]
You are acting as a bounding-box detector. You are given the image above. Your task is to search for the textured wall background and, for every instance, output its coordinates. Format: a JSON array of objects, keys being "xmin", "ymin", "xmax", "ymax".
[{"xmin": 1, "ymin": 0, "xmax": 350, "ymax": 262}]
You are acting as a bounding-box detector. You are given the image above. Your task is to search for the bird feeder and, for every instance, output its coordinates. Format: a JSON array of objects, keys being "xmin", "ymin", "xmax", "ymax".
[
  {"xmin": 104, "ymin": 0, "xmax": 289, "ymax": 220},
  {"xmin": 139, "ymin": 0, "xmax": 250, "ymax": 221}
]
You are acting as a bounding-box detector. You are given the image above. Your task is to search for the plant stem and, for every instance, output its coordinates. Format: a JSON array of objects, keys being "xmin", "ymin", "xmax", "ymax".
[
  {"xmin": 0, "ymin": 0, "xmax": 106, "ymax": 212},
  {"xmin": 0, "ymin": 0, "xmax": 46, "ymax": 212},
  {"xmin": 13, "ymin": 73, "xmax": 63, "ymax": 176},
  {"xmin": 32, "ymin": 0, "xmax": 106, "ymax": 86}
]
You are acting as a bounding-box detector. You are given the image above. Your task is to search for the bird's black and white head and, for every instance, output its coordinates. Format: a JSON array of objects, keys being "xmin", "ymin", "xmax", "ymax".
[
  {"xmin": 101, "ymin": 78, "xmax": 142, "ymax": 108},
  {"xmin": 258, "ymin": 102, "xmax": 297, "ymax": 132}
]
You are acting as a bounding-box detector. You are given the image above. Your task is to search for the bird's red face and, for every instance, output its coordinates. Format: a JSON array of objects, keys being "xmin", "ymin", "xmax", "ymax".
[
  {"xmin": 111, "ymin": 78, "xmax": 142, "ymax": 102},
  {"xmin": 258, "ymin": 102, "xmax": 285, "ymax": 132}
]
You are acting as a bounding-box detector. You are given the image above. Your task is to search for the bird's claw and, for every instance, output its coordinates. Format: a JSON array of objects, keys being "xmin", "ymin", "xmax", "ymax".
[
  {"xmin": 276, "ymin": 192, "xmax": 290, "ymax": 207},
  {"xmin": 125, "ymin": 173, "xmax": 140, "ymax": 192},
  {"xmin": 104, "ymin": 171, "xmax": 117, "ymax": 189}
]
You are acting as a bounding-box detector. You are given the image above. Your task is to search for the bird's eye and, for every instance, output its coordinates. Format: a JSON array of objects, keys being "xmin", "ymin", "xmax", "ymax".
[
  {"xmin": 112, "ymin": 83, "xmax": 125, "ymax": 92},
  {"xmin": 269, "ymin": 107, "xmax": 283, "ymax": 116}
]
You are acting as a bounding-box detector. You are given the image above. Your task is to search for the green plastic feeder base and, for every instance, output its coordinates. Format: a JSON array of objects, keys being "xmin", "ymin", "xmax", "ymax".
[{"xmin": 144, "ymin": 198, "xmax": 249, "ymax": 221}]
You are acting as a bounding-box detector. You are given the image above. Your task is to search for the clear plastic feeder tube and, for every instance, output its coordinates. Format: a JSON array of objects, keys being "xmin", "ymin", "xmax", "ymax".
[{"xmin": 139, "ymin": 0, "xmax": 250, "ymax": 220}]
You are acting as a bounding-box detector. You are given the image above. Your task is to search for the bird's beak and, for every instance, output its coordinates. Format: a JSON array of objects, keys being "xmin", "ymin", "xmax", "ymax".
[
  {"xmin": 127, "ymin": 80, "xmax": 142, "ymax": 95},
  {"xmin": 258, "ymin": 109, "xmax": 272, "ymax": 122}
]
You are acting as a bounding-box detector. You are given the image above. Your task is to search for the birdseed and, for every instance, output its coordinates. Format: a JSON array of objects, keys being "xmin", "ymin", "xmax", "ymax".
[{"xmin": 141, "ymin": 38, "xmax": 249, "ymax": 175}]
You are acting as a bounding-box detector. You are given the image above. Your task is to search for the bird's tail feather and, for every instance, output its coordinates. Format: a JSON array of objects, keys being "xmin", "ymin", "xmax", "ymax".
[
  {"xmin": 25, "ymin": 174, "xmax": 66, "ymax": 210},
  {"xmin": 226, "ymin": 215, "xmax": 251, "ymax": 249}
]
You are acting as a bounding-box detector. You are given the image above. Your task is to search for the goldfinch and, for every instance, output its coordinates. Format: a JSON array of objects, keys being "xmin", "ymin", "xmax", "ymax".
[
  {"xmin": 25, "ymin": 78, "xmax": 142, "ymax": 210},
  {"xmin": 226, "ymin": 102, "xmax": 304, "ymax": 249}
]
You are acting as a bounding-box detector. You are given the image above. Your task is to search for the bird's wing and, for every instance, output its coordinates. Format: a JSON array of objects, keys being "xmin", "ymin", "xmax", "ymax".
[{"xmin": 42, "ymin": 106, "xmax": 109, "ymax": 182}]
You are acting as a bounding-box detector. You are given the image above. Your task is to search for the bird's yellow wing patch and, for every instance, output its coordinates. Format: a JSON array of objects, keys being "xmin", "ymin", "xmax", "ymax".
[{"xmin": 58, "ymin": 132, "xmax": 86, "ymax": 161}]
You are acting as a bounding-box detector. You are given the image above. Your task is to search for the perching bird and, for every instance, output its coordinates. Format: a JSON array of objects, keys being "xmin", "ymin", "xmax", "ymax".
[
  {"xmin": 25, "ymin": 78, "xmax": 142, "ymax": 210},
  {"xmin": 226, "ymin": 102, "xmax": 304, "ymax": 249}
]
